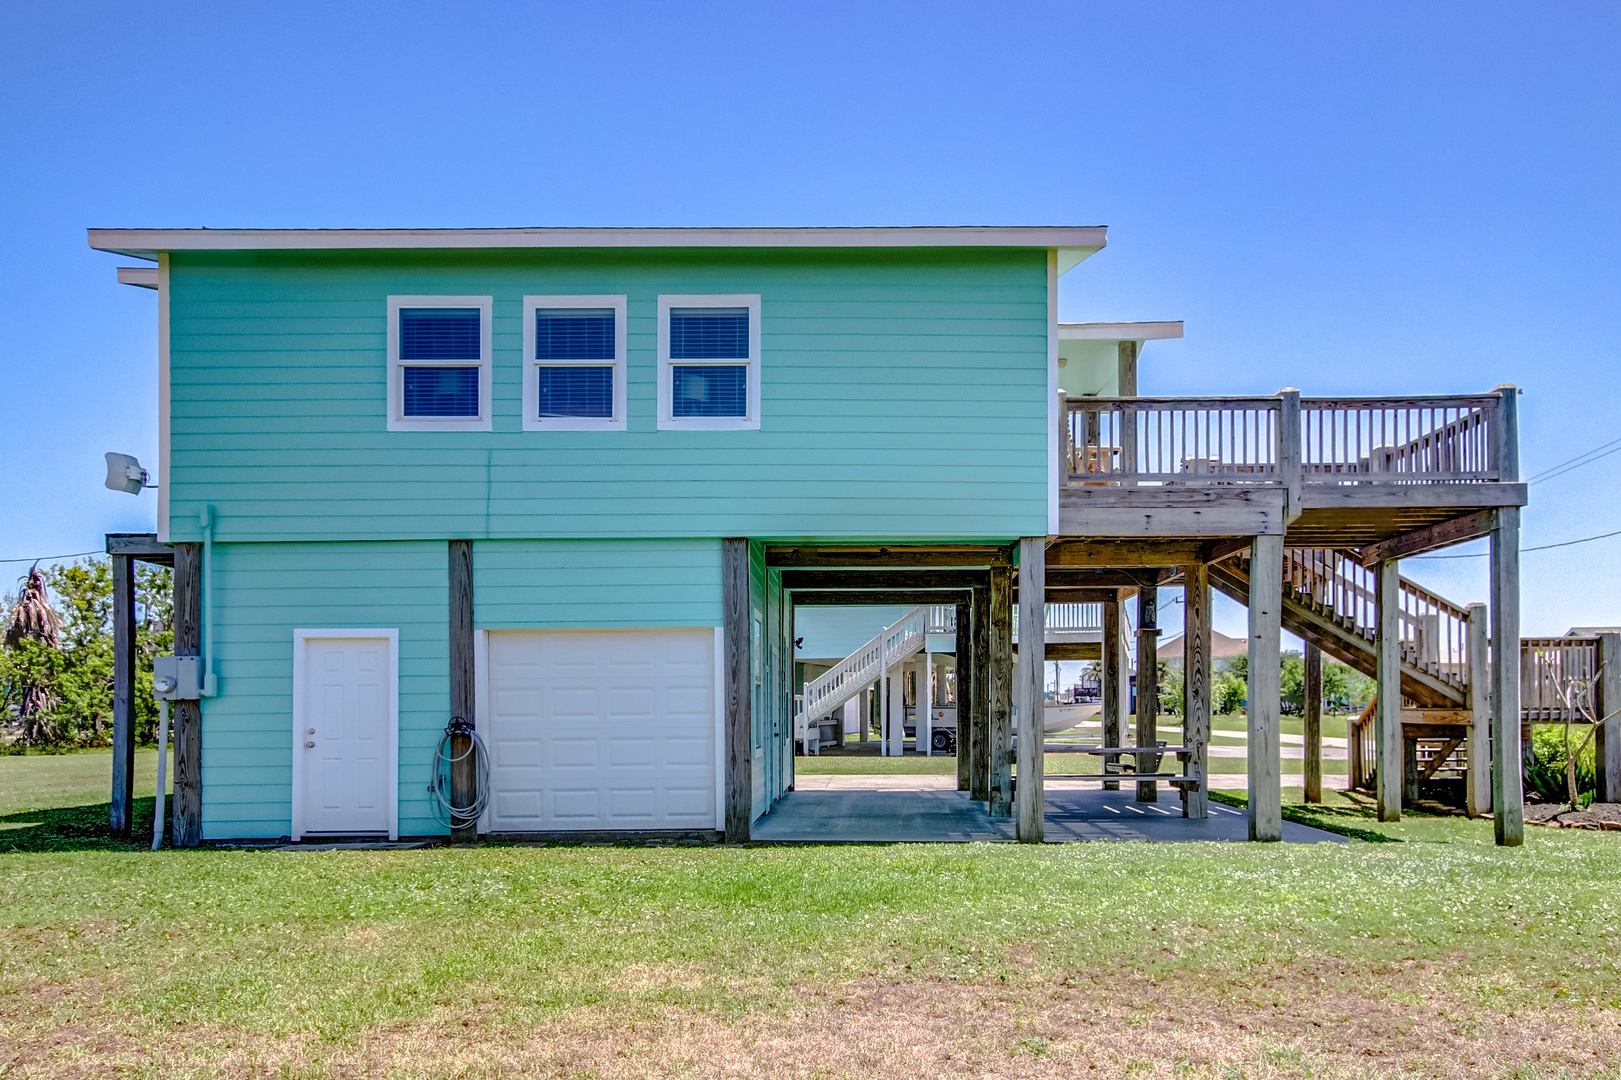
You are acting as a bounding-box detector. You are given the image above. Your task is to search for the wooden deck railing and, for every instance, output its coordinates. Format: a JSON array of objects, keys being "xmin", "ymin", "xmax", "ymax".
[
  {"xmin": 1062, "ymin": 388, "xmax": 1513, "ymax": 488},
  {"xmin": 1521, "ymin": 636, "xmax": 1599, "ymax": 723}
]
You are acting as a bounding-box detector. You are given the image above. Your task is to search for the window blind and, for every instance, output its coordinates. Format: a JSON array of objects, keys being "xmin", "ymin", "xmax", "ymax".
[
  {"xmin": 537, "ymin": 366, "xmax": 614, "ymax": 418},
  {"xmin": 403, "ymin": 366, "xmax": 480, "ymax": 417},
  {"xmin": 670, "ymin": 308, "xmax": 749, "ymax": 359},
  {"xmin": 671, "ymin": 364, "xmax": 747, "ymax": 418},
  {"xmin": 400, "ymin": 308, "xmax": 481, "ymax": 360},
  {"xmin": 536, "ymin": 308, "xmax": 615, "ymax": 360}
]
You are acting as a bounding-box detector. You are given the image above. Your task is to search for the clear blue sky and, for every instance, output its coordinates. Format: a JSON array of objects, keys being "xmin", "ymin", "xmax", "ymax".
[{"xmin": 3, "ymin": 2, "xmax": 1617, "ymax": 636}]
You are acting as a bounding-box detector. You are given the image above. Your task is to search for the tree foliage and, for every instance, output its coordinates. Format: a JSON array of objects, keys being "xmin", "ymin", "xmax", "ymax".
[{"xmin": 1, "ymin": 558, "xmax": 172, "ymax": 748}]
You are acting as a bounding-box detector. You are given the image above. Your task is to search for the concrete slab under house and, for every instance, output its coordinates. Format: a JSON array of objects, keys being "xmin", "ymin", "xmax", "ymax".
[{"xmin": 87, "ymin": 224, "xmax": 1545, "ymax": 849}]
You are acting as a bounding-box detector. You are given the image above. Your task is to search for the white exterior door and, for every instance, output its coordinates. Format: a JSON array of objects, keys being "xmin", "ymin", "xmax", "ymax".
[
  {"xmin": 295, "ymin": 634, "xmax": 395, "ymax": 837},
  {"xmin": 484, "ymin": 629, "xmax": 716, "ymax": 832}
]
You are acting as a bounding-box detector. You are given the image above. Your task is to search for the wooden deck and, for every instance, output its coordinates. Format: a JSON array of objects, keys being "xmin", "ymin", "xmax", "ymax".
[{"xmin": 1057, "ymin": 388, "xmax": 1526, "ymax": 544}]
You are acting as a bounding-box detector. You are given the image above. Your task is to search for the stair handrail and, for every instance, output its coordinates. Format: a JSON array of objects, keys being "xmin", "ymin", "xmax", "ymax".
[{"xmin": 797, "ymin": 606, "xmax": 929, "ymax": 725}]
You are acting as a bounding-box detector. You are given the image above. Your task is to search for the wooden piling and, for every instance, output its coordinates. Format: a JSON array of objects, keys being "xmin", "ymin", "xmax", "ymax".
[
  {"xmin": 110, "ymin": 553, "xmax": 137, "ymax": 838},
  {"xmin": 448, "ymin": 540, "xmax": 477, "ymax": 843},
  {"xmin": 1374, "ymin": 559, "xmax": 1403, "ymax": 822},
  {"xmin": 1246, "ymin": 534, "xmax": 1283, "ymax": 842},
  {"xmin": 970, "ymin": 583, "xmax": 991, "ymax": 802},
  {"xmin": 988, "ymin": 562, "xmax": 1013, "ymax": 819},
  {"xmin": 1490, "ymin": 505, "xmax": 1524, "ymax": 845},
  {"xmin": 1303, "ymin": 641, "xmax": 1322, "ymax": 804},
  {"xmin": 1596, "ymin": 632, "xmax": 1621, "ymax": 803},
  {"xmin": 1014, "ymin": 538, "xmax": 1045, "ymax": 842},
  {"xmin": 723, "ymin": 538, "xmax": 753, "ymax": 842},
  {"xmin": 171, "ymin": 543, "xmax": 202, "ymax": 848},
  {"xmin": 1465, "ymin": 603, "xmax": 1492, "ymax": 816},
  {"xmin": 1101, "ymin": 598, "xmax": 1123, "ymax": 791},
  {"xmin": 1135, "ymin": 586, "xmax": 1159, "ymax": 802},
  {"xmin": 1182, "ymin": 563, "xmax": 1211, "ymax": 819},
  {"xmin": 955, "ymin": 599, "xmax": 971, "ymax": 791}
]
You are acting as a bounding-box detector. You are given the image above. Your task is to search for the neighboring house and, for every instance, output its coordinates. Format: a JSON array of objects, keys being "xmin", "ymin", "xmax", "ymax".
[{"xmin": 90, "ymin": 224, "xmax": 1531, "ymax": 847}]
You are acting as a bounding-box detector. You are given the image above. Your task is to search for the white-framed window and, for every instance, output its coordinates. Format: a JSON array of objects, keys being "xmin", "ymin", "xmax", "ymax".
[
  {"xmin": 386, "ymin": 296, "xmax": 493, "ymax": 432},
  {"xmin": 657, "ymin": 294, "xmax": 761, "ymax": 430},
  {"xmin": 521, "ymin": 295, "xmax": 628, "ymax": 432}
]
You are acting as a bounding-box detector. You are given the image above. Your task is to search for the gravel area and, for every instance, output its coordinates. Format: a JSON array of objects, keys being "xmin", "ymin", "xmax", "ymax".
[{"xmin": 1525, "ymin": 800, "xmax": 1621, "ymax": 830}]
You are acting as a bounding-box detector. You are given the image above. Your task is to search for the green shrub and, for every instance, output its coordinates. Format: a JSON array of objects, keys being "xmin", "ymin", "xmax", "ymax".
[{"xmin": 1525, "ymin": 725, "xmax": 1597, "ymax": 806}]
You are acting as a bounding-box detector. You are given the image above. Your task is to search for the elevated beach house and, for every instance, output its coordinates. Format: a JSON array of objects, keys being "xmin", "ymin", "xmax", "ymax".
[{"xmin": 90, "ymin": 226, "xmax": 1531, "ymax": 847}]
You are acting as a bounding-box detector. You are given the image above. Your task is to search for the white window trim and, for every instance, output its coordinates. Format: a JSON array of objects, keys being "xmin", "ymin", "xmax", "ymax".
[
  {"xmin": 386, "ymin": 295, "xmax": 493, "ymax": 432},
  {"xmin": 657, "ymin": 294, "xmax": 762, "ymax": 431},
  {"xmin": 521, "ymin": 295, "xmax": 627, "ymax": 432},
  {"xmin": 290, "ymin": 628, "xmax": 400, "ymax": 842}
]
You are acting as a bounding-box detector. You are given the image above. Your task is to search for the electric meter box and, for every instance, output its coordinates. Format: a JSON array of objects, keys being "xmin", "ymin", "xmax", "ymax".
[{"xmin": 152, "ymin": 655, "xmax": 201, "ymax": 701}]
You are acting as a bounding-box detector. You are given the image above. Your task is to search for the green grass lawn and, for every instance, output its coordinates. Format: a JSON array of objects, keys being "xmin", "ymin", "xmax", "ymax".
[{"xmin": 2, "ymin": 751, "xmax": 1617, "ymax": 1078}]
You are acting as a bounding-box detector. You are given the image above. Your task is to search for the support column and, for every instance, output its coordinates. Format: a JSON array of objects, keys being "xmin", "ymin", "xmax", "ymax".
[
  {"xmin": 970, "ymin": 583, "xmax": 991, "ymax": 802},
  {"xmin": 988, "ymin": 561, "xmax": 1014, "ymax": 818},
  {"xmin": 722, "ymin": 538, "xmax": 752, "ymax": 842},
  {"xmin": 1374, "ymin": 559, "xmax": 1403, "ymax": 822},
  {"xmin": 171, "ymin": 543, "xmax": 203, "ymax": 848},
  {"xmin": 1490, "ymin": 507, "xmax": 1524, "ymax": 845},
  {"xmin": 955, "ymin": 599, "xmax": 972, "ymax": 790},
  {"xmin": 887, "ymin": 661, "xmax": 905, "ymax": 757},
  {"xmin": 448, "ymin": 540, "xmax": 477, "ymax": 843},
  {"xmin": 1465, "ymin": 603, "xmax": 1492, "ymax": 817},
  {"xmin": 1596, "ymin": 632, "xmax": 1621, "ymax": 803},
  {"xmin": 110, "ymin": 553, "xmax": 137, "ymax": 838},
  {"xmin": 1247, "ymin": 534, "xmax": 1283, "ymax": 841},
  {"xmin": 1182, "ymin": 563, "xmax": 1210, "ymax": 819},
  {"xmin": 1101, "ymin": 598, "xmax": 1123, "ymax": 791},
  {"xmin": 1135, "ymin": 586, "xmax": 1160, "ymax": 802},
  {"xmin": 863, "ymin": 684, "xmax": 874, "ymax": 743},
  {"xmin": 1015, "ymin": 537, "xmax": 1046, "ymax": 842},
  {"xmin": 1303, "ymin": 641, "xmax": 1323, "ymax": 804},
  {"xmin": 921, "ymin": 644, "xmax": 933, "ymax": 756}
]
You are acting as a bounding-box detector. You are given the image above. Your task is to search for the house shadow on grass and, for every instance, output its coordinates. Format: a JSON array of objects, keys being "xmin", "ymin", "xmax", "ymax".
[
  {"xmin": 1209, "ymin": 789, "xmax": 1404, "ymax": 842},
  {"xmin": 0, "ymin": 796, "xmax": 165, "ymax": 853}
]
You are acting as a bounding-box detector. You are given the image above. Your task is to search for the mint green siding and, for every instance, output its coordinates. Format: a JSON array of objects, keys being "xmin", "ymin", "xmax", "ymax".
[
  {"xmin": 165, "ymin": 248, "xmax": 1049, "ymax": 545},
  {"xmin": 203, "ymin": 538, "xmax": 728, "ymax": 840}
]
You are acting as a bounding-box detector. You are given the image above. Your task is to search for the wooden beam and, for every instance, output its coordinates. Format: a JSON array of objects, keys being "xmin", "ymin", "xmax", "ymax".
[
  {"xmin": 1247, "ymin": 534, "xmax": 1283, "ymax": 841},
  {"xmin": 1182, "ymin": 562, "xmax": 1211, "ymax": 819},
  {"xmin": 1596, "ymin": 632, "xmax": 1621, "ymax": 804},
  {"xmin": 1299, "ymin": 483, "xmax": 1527, "ymax": 511},
  {"xmin": 1043, "ymin": 588, "xmax": 1126, "ymax": 604},
  {"xmin": 448, "ymin": 540, "xmax": 477, "ymax": 843},
  {"xmin": 1375, "ymin": 559, "xmax": 1402, "ymax": 822},
  {"xmin": 105, "ymin": 532, "xmax": 175, "ymax": 562},
  {"xmin": 723, "ymin": 539, "xmax": 752, "ymax": 842},
  {"xmin": 765, "ymin": 545, "xmax": 1010, "ymax": 568},
  {"xmin": 1490, "ymin": 504, "xmax": 1524, "ymax": 846},
  {"xmin": 1117, "ymin": 339, "xmax": 1139, "ymax": 396},
  {"xmin": 109, "ymin": 554, "xmax": 137, "ymax": 839},
  {"xmin": 779, "ymin": 569, "xmax": 985, "ymax": 590},
  {"xmin": 1303, "ymin": 641, "xmax": 1323, "ymax": 804},
  {"xmin": 1466, "ymin": 603, "xmax": 1492, "ymax": 817},
  {"xmin": 170, "ymin": 543, "xmax": 202, "ymax": 848},
  {"xmin": 970, "ymin": 583, "xmax": 991, "ymax": 802},
  {"xmin": 787, "ymin": 590, "xmax": 968, "ymax": 606},
  {"xmin": 1356, "ymin": 510, "xmax": 1495, "ymax": 567},
  {"xmin": 955, "ymin": 599, "xmax": 971, "ymax": 792},
  {"xmin": 988, "ymin": 562, "xmax": 1014, "ymax": 818},
  {"xmin": 1050, "ymin": 538, "xmax": 1224, "ymax": 568},
  {"xmin": 1044, "ymin": 641, "xmax": 1101, "ymax": 661},
  {"xmin": 1045, "ymin": 567, "xmax": 1177, "ymax": 588},
  {"xmin": 1135, "ymin": 585, "xmax": 1160, "ymax": 803},
  {"xmin": 1014, "ymin": 538, "xmax": 1045, "ymax": 841},
  {"xmin": 1101, "ymin": 599, "xmax": 1123, "ymax": 791},
  {"xmin": 1060, "ymin": 486, "xmax": 1287, "ymax": 538}
]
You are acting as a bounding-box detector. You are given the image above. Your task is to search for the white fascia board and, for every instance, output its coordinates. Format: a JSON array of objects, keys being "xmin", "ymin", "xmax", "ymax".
[
  {"xmin": 87, "ymin": 225, "xmax": 1108, "ymax": 259},
  {"xmin": 117, "ymin": 266, "xmax": 160, "ymax": 289},
  {"xmin": 1058, "ymin": 321, "xmax": 1184, "ymax": 342}
]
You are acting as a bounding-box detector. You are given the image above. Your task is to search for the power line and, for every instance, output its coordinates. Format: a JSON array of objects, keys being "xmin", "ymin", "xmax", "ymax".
[
  {"xmin": 1526, "ymin": 436, "xmax": 1621, "ymax": 486},
  {"xmin": 1410, "ymin": 528, "xmax": 1621, "ymax": 559},
  {"xmin": 0, "ymin": 550, "xmax": 102, "ymax": 566}
]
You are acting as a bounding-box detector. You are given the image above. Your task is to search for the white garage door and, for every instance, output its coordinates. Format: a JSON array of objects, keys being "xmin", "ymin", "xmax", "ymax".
[{"xmin": 483, "ymin": 629, "xmax": 716, "ymax": 832}]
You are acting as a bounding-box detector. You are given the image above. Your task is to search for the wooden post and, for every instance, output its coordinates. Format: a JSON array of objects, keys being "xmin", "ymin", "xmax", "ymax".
[
  {"xmin": 171, "ymin": 543, "xmax": 203, "ymax": 848},
  {"xmin": 1303, "ymin": 641, "xmax": 1323, "ymax": 804},
  {"xmin": 110, "ymin": 553, "xmax": 137, "ymax": 838},
  {"xmin": 1101, "ymin": 598, "xmax": 1123, "ymax": 791},
  {"xmin": 1277, "ymin": 388, "xmax": 1302, "ymax": 524},
  {"xmin": 921, "ymin": 644, "xmax": 933, "ymax": 756},
  {"xmin": 1117, "ymin": 341, "xmax": 1139, "ymax": 486},
  {"xmin": 1182, "ymin": 563, "xmax": 1211, "ymax": 819},
  {"xmin": 1247, "ymin": 534, "xmax": 1283, "ymax": 841},
  {"xmin": 1596, "ymin": 633, "xmax": 1621, "ymax": 803},
  {"xmin": 1403, "ymin": 734, "xmax": 1421, "ymax": 805},
  {"xmin": 988, "ymin": 561, "xmax": 1014, "ymax": 818},
  {"xmin": 1490, "ymin": 507, "xmax": 1524, "ymax": 845},
  {"xmin": 723, "ymin": 538, "xmax": 752, "ymax": 842},
  {"xmin": 1465, "ymin": 603, "xmax": 1492, "ymax": 816},
  {"xmin": 1135, "ymin": 585, "xmax": 1160, "ymax": 802},
  {"xmin": 887, "ymin": 660, "xmax": 905, "ymax": 757},
  {"xmin": 970, "ymin": 583, "xmax": 991, "ymax": 802},
  {"xmin": 448, "ymin": 540, "xmax": 477, "ymax": 843},
  {"xmin": 1015, "ymin": 538, "xmax": 1046, "ymax": 842},
  {"xmin": 1374, "ymin": 558, "xmax": 1402, "ymax": 822},
  {"xmin": 1116, "ymin": 340, "xmax": 1139, "ymax": 396},
  {"xmin": 955, "ymin": 599, "xmax": 971, "ymax": 790}
]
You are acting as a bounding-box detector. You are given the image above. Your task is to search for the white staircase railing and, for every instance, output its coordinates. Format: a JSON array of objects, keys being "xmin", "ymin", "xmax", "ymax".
[{"xmin": 798, "ymin": 606, "xmax": 930, "ymax": 725}]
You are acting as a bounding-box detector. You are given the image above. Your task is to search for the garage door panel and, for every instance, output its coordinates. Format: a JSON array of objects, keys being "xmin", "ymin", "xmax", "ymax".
[{"xmin": 485, "ymin": 629, "xmax": 716, "ymax": 832}]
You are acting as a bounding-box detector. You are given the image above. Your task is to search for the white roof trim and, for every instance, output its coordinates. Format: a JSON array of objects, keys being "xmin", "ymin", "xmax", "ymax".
[
  {"xmin": 116, "ymin": 266, "xmax": 160, "ymax": 290},
  {"xmin": 88, "ymin": 225, "xmax": 1108, "ymax": 261},
  {"xmin": 1058, "ymin": 321, "xmax": 1183, "ymax": 341}
]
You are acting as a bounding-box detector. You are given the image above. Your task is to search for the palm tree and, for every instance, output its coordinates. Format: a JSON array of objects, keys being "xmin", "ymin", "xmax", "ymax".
[{"xmin": 5, "ymin": 566, "xmax": 63, "ymax": 743}]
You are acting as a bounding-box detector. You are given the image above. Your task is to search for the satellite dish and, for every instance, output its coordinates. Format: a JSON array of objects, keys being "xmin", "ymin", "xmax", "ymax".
[{"xmin": 105, "ymin": 452, "xmax": 150, "ymax": 495}]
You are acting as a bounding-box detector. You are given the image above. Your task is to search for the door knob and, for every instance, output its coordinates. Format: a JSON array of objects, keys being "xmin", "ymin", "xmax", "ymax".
[{"xmin": 304, "ymin": 741, "xmax": 316, "ymax": 749}]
